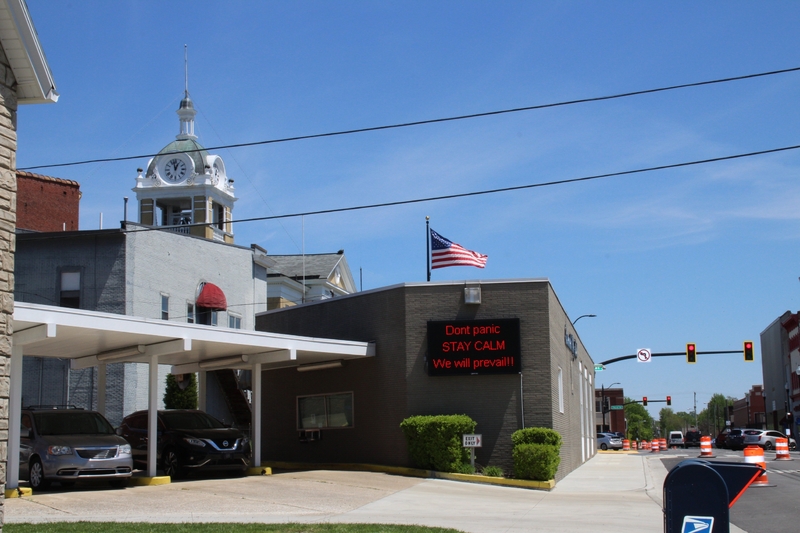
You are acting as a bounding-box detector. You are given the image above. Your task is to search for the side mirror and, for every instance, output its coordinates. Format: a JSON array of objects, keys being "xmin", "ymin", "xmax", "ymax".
[
  {"xmin": 21, "ymin": 427, "xmax": 31, "ymax": 439},
  {"xmin": 115, "ymin": 427, "xmax": 123, "ymax": 436}
]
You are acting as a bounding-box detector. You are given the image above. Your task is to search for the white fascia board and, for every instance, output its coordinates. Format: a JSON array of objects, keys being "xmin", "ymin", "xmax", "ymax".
[{"xmin": 0, "ymin": 0, "xmax": 58, "ymax": 104}]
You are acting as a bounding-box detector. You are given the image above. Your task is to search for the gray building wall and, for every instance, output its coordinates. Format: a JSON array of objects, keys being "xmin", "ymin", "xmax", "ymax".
[
  {"xmin": 761, "ymin": 312, "xmax": 792, "ymax": 430},
  {"xmin": 14, "ymin": 227, "xmax": 269, "ymax": 425},
  {"xmin": 255, "ymin": 279, "xmax": 594, "ymax": 481}
]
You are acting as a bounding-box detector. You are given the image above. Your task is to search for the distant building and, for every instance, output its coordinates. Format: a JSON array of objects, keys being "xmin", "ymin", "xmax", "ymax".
[
  {"xmin": 16, "ymin": 170, "xmax": 80, "ymax": 232},
  {"xmin": 595, "ymin": 387, "xmax": 624, "ymax": 434},
  {"xmin": 267, "ymin": 252, "xmax": 357, "ymax": 309},
  {"xmin": 732, "ymin": 385, "xmax": 766, "ymax": 429},
  {"xmin": 760, "ymin": 312, "xmax": 799, "ymax": 435}
]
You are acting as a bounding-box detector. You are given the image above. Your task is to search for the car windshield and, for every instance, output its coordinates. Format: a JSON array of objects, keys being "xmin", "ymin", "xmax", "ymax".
[
  {"xmin": 32, "ymin": 411, "xmax": 115, "ymax": 435},
  {"xmin": 160, "ymin": 411, "xmax": 225, "ymax": 430}
]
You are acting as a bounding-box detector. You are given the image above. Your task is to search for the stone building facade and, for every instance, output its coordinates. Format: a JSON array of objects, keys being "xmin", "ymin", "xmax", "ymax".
[{"xmin": 255, "ymin": 279, "xmax": 595, "ymax": 481}]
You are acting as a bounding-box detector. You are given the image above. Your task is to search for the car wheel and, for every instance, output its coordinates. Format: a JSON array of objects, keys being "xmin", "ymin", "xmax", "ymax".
[
  {"xmin": 162, "ymin": 448, "xmax": 183, "ymax": 479},
  {"xmin": 791, "ymin": 442, "xmax": 797, "ymax": 451},
  {"xmin": 600, "ymin": 443, "xmax": 608, "ymax": 450},
  {"xmin": 28, "ymin": 458, "xmax": 50, "ymax": 490},
  {"xmin": 764, "ymin": 441, "xmax": 774, "ymax": 451}
]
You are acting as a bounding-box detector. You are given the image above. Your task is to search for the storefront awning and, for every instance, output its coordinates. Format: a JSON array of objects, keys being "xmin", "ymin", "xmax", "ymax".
[{"xmin": 197, "ymin": 283, "xmax": 227, "ymax": 310}]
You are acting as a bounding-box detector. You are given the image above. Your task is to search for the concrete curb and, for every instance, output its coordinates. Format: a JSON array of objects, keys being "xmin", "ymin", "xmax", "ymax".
[
  {"xmin": 129, "ymin": 475, "xmax": 171, "ymax": 486},
  {"xmin": 261, "ymin": 461, "xmax": 555, "ymax": 491}
]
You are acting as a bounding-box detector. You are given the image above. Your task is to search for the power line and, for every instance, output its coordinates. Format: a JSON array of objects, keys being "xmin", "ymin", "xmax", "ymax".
[
  {"xmin": 105, "ymin": 141, "xmax": 799, "ymax": 233},
  {"xmin": 18, "ymin": 65, "xmax": 800, "ymax": 172}
]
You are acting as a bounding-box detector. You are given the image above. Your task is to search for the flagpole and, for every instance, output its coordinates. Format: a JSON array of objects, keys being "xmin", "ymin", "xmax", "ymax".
[{"xmin": 426, "ymin": 216, "xmax": 431, "ymax": 282}]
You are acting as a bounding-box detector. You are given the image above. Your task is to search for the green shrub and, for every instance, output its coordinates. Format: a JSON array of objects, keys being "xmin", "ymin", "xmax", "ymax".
[
  {"xmin": 513, "ymin": 443, "xmax": 561, "ymax": 481},
  {"xmin": 164, "ymin": 373, "xmax": 198, "ymax": 410},
  {"xmin": 481, "ymin": 465, "xmax": 504, "ymax": 478},
  {"xmin": 399, "ymin": 414, "xmax": 477, "ymax": 472},
  {"xmin": 454, "ymin": 463, "xmax": 475, "ymax": 475},
  {"xmin": 511, "ymin": 427, "xmax": 562, "ymax": 448}
]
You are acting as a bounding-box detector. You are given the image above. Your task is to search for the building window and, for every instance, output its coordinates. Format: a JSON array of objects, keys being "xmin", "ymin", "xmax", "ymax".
[
  {"xmin": 229, "ymin": 314, "xmax": 242, "ymax": 329},
  {"xmin": 60, "ymin": 271, "xmax": 81, "ymax": 308},
  {"xmin": 558, "ymin": 367, "xmax": 564, "ymax": 413},
  {"xmin": 161, "ymin": 294, "xmax": 169, "ymax": 320},
  {"xmin": 187, "ymin": 303, "xmax": 194, "ymax": 324},
  {"xmin": 297, "ymin": 392, "xmax": 353, "ymax": 429}
]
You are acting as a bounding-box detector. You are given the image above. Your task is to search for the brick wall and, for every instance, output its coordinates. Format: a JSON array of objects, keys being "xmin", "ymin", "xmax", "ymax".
[
  {"xmin": 16, "ymin": 171, "xmax": 80, "ymax": 232},
  {"xmin": 0, "ymin": 41, "xmax": 17, "ymax": 524},
  {"xmin": 256, "ymin": 279, "xmax": 595, "ymax": 480}
]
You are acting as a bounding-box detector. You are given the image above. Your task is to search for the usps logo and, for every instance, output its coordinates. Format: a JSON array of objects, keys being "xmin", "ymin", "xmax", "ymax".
[{"xmin": 682, "ymin": 516, "xmax": 714, "ymax": 533}]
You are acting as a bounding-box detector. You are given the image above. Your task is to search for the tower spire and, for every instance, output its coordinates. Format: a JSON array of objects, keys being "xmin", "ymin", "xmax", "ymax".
[{"xmin": 176, "ymin": 44, "xmax": 197, "ymax": 140}]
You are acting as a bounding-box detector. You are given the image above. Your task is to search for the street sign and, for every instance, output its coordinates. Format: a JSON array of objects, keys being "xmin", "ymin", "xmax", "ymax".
[
  {"xmin": 610, "ymin": 405, "xmax": 624, "ymax": 410},
  {"xmin": 594, "ymin": 364, "xmax": 605, "ymax": 372},
  {"xmin": 463, "ymin": 434, "xmax": 482, "ymax": 448},
  {"xmin": 637, "ymin": 348, "xmax": 652, "ymax": 363}
]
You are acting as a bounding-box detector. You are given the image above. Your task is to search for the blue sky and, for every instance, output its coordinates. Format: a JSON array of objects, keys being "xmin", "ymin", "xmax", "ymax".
[{"xmin": 17, "ymin": 1, "xmax": 800, "ymax": 418}]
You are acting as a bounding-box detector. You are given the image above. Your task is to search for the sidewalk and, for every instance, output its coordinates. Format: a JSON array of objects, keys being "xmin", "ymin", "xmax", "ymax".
[{"xmin": 3, "ymin": 453, "xmax": 742, "ymax": 533}]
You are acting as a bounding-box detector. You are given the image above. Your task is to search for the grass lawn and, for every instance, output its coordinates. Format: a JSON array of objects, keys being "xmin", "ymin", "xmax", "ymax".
[{"xmin": 5, "ymin": 524, "xmax": 464, "ymax": 533}]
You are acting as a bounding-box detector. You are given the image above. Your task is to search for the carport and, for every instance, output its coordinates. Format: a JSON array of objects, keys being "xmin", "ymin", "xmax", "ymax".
[{"xmin": 8, "ymin": 302, "xmax": 375, "ymax": 490}]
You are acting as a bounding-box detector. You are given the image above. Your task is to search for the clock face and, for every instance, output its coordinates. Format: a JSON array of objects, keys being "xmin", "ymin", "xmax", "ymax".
[{"xmin": 164, "ymin": 157, "xmax": 188, "ymax": 182}]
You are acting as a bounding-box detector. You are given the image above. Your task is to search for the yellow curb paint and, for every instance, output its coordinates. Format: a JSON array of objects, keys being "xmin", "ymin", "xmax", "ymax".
[
  {"xmin": 246, "ymin": 466, "xmax": 272, "ymax": 476},
  {"xmin": 4, "ymin": 487, "xmax": 32, "ymax": 498},
  {"xmin": 261, "ymin": 461, "xmax": 555, "ymax": 491},
  {"xmin": 129, "ymin": 476, "xmax": 171, "ymax": 486}
]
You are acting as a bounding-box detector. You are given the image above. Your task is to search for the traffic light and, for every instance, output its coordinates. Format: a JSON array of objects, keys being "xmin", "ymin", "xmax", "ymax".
[
  {"xmin": 744, "ymin": 341, "xmax": 754, "ymax": 362},
  {"xmin": 643, "ymin": 396, "xmax": 648, "ymax": 406},
  {"xmin": 666, "ymin": 396, "xmax": 672, "ymax": 406},
  {"xmin": 686, "ymin": 343, "xmax": 697, "ymax": 364}
]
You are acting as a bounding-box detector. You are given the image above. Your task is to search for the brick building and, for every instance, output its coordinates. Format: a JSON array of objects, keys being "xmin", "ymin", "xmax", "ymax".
[
  {"xmin": 595, "ymin": 387, "xmax": 625, "ymax": 433},
  {"xmin": 256, "ymin": 279, "xmax": 596, "ymax": 481},
  {"xmin": 16, "ymin": 171, "xmax": 80, "ymax": 232}
]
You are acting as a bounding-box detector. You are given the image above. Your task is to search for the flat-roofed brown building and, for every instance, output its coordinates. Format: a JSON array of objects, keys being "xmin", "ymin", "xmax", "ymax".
[{"xmin": 255, "ymin": 278, "xmax": 596, "ymax": 481}]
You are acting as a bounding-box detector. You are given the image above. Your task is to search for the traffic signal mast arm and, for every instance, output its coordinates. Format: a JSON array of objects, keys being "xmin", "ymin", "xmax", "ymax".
[
  {"xmin": 599, "ymin": 350, "xmax": 742, "ymax": 366},
  {"xmin": 623, "ymin": 399, "xmax": 670, "ymax": 405}
]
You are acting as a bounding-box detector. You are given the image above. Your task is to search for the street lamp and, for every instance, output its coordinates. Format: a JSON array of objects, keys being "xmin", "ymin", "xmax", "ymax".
[
  {"xmin": 572, "ymin": 314, "xmax": 596, "ymax": 325},
  {"xmin": 601, "ymin": 382, "xmax": 620, "ymax": 433}
]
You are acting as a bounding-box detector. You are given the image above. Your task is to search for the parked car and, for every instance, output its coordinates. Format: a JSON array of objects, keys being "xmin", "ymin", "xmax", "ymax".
[
  {"xmin": 20, "ymin": 406, "xmax": 132, "ymax": 490},
  {"xmin": 726, "ymin": 428, "xmax": 746, "ymax": 450},
  {"xmin": 117, "ymin": 409, "xmax": 251, "ymax": 478},
  {"xmin": 668, "ymin": 431, "xmax": 684, "ymax": 449},
  {"xmin": 715, "ymin": 428, "xmax": 731, "ymax": 449},
  {"xmin": 742, "ymin": 429, "xmax": 797, "ymax": 451},
  {"xmin": 597, "ymin": 432, "xmax": 623, "ymax": 451},
  {"xmin": 684, "ymin": 429, "xmax": 703, "ymax": 448}
]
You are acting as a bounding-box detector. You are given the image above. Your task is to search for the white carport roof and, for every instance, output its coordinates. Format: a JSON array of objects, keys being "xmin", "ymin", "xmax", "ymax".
[
  {"xmin": 13, "ymin": 302, "xmax": 374, "ymax": 372},
  {"xmin": 9, "ymin": 302, "xmax": 374, "ymax": 487}
]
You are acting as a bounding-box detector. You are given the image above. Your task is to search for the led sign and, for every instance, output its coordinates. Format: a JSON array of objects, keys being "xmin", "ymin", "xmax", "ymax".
[{"xmin": 427, "ymin": 318, "xmax": 521, "ymax": 376}]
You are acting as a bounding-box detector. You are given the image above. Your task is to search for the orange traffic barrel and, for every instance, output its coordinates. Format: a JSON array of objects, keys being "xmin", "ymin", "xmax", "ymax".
[
  {"xmin": 743, "ymin": 445, "xmax": 771, "ymax": 487},
  {"xmin": 775, "ymin": 438, "xmax": 792, "ymax": 461},
  {"xmin": 631, "ymin": 440, "xmax": 638, "ymax": 450},
  {"xmin": 651, "ymin": 439, "xmax": 660, "ymax": 453},
  {"xmin": 660, "ymin": 438, "xmax": 667, "ymax": 450},
  {"xmin": 623, "ymin": 439, "xmax": 630, "ymax": 451},
  {"xmin": 699, "ymin": 435, "xmax": 714, "ymax": 457}
]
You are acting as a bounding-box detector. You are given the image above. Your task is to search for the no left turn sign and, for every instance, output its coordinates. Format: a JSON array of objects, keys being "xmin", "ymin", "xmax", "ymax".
[{"xmin": 637, "ymin": 348, "xmax": 652, "ymax": 363}]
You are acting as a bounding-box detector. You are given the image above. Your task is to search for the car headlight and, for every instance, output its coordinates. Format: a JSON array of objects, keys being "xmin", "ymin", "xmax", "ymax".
[
  {"xmin": 183, "ymin": 437, "xmax": 206, "ymax": 447},
  {"xmin": 47, "ymin": 445, "xmax": 73, "ymax": 456},
  {"xmin": 119, "ymin": 444, "xmax": 132, "ymax": 455}
]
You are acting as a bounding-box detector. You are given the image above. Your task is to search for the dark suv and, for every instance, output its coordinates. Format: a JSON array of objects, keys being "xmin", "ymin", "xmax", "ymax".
[
  {"xmin": 726, "ymin": 428, "xmax": 746, "ymax": 450},
  {"xmin": 117, "ymin": 409, "xmax": 251, "ymax": 478},
  {"xmin": 20, "ymin": 406, "xmax": 132, "ymax": 489},
  {"xmin": 684, "ymin": 429, "xmax": 702, "ymax": 448}
]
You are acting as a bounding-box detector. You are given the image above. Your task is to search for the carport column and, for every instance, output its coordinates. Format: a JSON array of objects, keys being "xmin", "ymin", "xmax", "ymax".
[
  {"xmin": 148, "ymin": 353, "xmax": 159, "ymax": 478},
  {"xmin": 252, "ymin": 362, "xmax": 262, "ymax": 466},
  {"xmin": 7, "ymin": 344, "xmax": 24, "ymax": 490},
  {"xmin": 97, "ymin": 363, "xmax": 107, "ymax": 416},
  {"xmin": 198, "ymin": 370, "xmax": 207, "ymax": 412}
]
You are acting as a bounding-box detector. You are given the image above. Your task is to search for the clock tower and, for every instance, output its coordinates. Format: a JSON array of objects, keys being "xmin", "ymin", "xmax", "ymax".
[{"xmin": 133, "ymin": 88, "xmax": 236, "ymax": 244}]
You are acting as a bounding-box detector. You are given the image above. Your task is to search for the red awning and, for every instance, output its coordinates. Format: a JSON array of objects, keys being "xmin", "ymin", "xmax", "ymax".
[{"xmin": 196, "ymin": 283, "xmax": 227, "ymax": 311}]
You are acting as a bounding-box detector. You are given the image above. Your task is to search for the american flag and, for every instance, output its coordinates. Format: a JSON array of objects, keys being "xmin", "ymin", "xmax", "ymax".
[{"xmin": 430, "ymin": 229, "xmax": 488, "ymax": 269}]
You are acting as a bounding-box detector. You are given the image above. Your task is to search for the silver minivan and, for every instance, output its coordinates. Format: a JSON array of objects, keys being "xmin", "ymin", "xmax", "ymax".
[
  {"xmin": 668, "ymin": 431, "xmax": 684, "ymax": 449},
  {"xmin": 20, "ymin": 407, "xmax": 133, "ymax": 490}
]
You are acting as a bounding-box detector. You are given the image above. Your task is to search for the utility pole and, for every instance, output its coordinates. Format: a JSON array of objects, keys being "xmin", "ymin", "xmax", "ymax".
[{"xmin": 694, "ymin": 392, "xmax": 697, "ymax": 427}]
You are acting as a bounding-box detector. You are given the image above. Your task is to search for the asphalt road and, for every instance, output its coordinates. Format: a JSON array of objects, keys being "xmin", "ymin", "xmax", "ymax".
[{"xmin": 660, "ymin": 448, "xmax": 800, "ymax": 533}]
